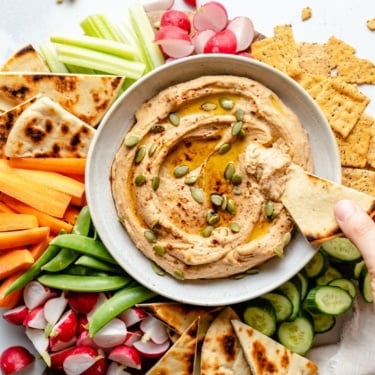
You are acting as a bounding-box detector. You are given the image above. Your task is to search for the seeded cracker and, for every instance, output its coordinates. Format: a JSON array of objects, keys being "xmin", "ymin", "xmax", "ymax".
[
  {"xmin": 335, "ymin": 113, "xmax": 373, "ymax": 168},
  {"xmin": 342, "ymin": 167, "xmax": 375, "ymax": 196},
  {"xmin": 301, "ymin": 7, "xmax": 312, "ymax": 21},
  {"xmin": 367, "ymin": 18, "xmax": 375, "ymax": 31},
  {"xmin": 324, "ymin": 36, "xmax": 356, "ymax": 69},
  {"xmin": 366, "ymin": 115, "xmax": 375, "ymax": 168},
  {"xmin": 298, "ymin": 42, "xmax": 331, "ymax": 76},
  {"xmin": 307, "ymin": 77, "xmax": 370, "ymax": 138}
]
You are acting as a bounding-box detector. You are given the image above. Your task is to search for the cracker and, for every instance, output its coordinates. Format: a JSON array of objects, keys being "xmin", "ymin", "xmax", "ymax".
[
  {"xmin": 367, "ymin": 18, "xmax": 375, "ymax": 31},
  {"xmin": 335, "ymin": 113, "xmax": 373, "ymax": 168},
  {"xmin": 308, "ymin": 77, "xmax": 370, "ymax": 137},
  {"xmin": 324, "ymin": 36, "xmax": 356, "ymax": 70},
  {"xmin": 298, "ymin": 42, "xmax": 330, "ymax": 76},
  {"xmin": 301, "ymin": 6, "xmax": 312, "ymax": 21},
  {"xmin": 341, "ymin": 167, "xmax": 375, "ymax": 197},
  {"xmin": 336, "ymin": 56, "xmax": 375, "ymax": 84},
  {"xmin": 366, "ymin": 114, "xmax": 375, "ymax": 168}
]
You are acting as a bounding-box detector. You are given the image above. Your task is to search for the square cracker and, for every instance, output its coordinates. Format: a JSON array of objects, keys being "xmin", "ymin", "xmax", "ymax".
[
  {"xmin": 324, "ymin": 36, "xmax": 356, "ymax": 69},
  {"xmin": 366, "ymin": 114, "xmax": 375, "ymax": 168},
  {"xmin": 298, "ymin": 42, "xmax": 331, "ymax": 76},
  {"xmin": 341, "ymin": 167, "xmax": 375, "ymax": 197}
]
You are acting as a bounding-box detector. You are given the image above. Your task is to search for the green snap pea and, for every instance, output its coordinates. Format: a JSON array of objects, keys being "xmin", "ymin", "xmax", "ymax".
[
  {"xmin": 41, "ymin": 248, "xmax": 79, "ymax": 272},
  {"xmin": 37, "ymin": 274, "xmax": 131, "ymax": 292},
  {"xmin": 74, "ymin": 255, "xmax": 124, "ymax": 274},
  {"xmin": 89, "ymin": 284, "xmax": 157, "ymax": 337},
  {"xmin": 50, "ymin": 234, "xmax": 117, "ymax": 264},
  {"xmin": 72, "ymin": 205, "xmax": 92, "ymax": 236},
  {"xmin": 4, "ymin": 245, "xmax": 60, "ymax": 295}
]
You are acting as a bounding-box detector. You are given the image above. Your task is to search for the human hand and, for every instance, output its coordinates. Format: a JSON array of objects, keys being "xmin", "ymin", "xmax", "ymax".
[{"xmin": 334, "ymin": 199, "xmax": 375, "ymax": 304}]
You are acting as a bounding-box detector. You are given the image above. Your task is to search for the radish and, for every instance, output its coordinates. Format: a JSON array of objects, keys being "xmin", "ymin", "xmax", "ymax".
[
  {"xmin": 87, "ymin": 293, "xmax": 109, "ymax": 320},
  {"xmin": 160, "ymin": 9, "xmax": 191, "ymax": 33},
  {"xmin": 2, "ymin": 305, "xmax": 28, "ymax": 326},
  {"xmin": 43, "ymin": 293, "xmax": 68, "ymax": 330},
  {"xmin": 92, "ymin": 318, "xmax": 127, "ymax": 349},
  {"xmin": 193, "ymin": 1, "xmax": 228, "ymax": 32},
  {"xmin": 77, "ymin": 314, "xmax": 89, "ymax": 335},
  {"xmin": 49, "ymin": 309, "xmax": 78, "ymax": 347},
  {"xmin": 123, "ymin": 329, "xmax": 142, "ymax": 346},
  {"xmin": 23, "ymin": 281, "xmax": 56, "ymax": 310},
  {"xmin": 183, "ymin": 0, "xmax": 196, "ymax": 7},
  {"xmin": 49, "ymin": 336, "xmax": 77, "ymax": 352},
  {"xmin": 227, "ymin": 16, "xmax": 255, "ymax": 52},
  {"xmin": 203, "ymin": 29, "xmax": 237, "ymax": 54},
  {"xmin": 108, "ymin": 345, "xmax": 142, "ymax": 370},
  {"xmin": 119, "ymin": 307, "xmax": 148, "ymax": 328},
  {"xmin": 191, "ymin": 29, "xmax": 216, "ymax": 54},
  {"xmin": 0, "ymin": 346, "xmax": 35, "ymax": 375},
  {"xmin": 133, "ymin": 339, "xmax": 170, "ymax": 358},
  {"xmin": 140, "ymin": 0, "xmax": 174, "ymax": 12},
  {"xmin": 62, "ymin": 346, "xmax": 103, "ymax": 375},
  {"xmin": 156, "ymin": 25, "xmax": 195, "ymax": 58},
  {"xmin": 77, "ymin": 330, "xmax": 99, "ymax": 349},
  {"xmin": 81, "ymin": 357, "xmax": 108, "ymax": 375},
  {"xmin": 106, "ymin": 362, "xmax": 132, "ymax": 375},
  {"xmin": 25, "ymin": 327, "xmax": 50, "ymax": 366},
  {"xmin": 66, "ymin": 291, "xmax": 99, "ymax": 315},
  {"xmin": 139, "ymin": 315, "xmax": 169, "ymax": 345},
  {"xmin": 23, "ymin": 306, "xmax": 47, "ymax": 329}
]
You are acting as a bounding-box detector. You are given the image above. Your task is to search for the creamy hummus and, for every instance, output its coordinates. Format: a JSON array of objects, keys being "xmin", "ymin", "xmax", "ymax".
[{"xmin": 111, "ymin": 75, "xmax": 313, "ymax": 279}]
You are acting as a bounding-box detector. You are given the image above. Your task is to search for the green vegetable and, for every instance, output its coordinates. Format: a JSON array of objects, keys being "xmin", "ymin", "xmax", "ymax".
[
  {"xmin": 41, "ymin": 248, "xmax": 79, "ymax": 272},
  {"xmin": 74, "ymin": 255, "xmax": 124, "ymax": 274}
]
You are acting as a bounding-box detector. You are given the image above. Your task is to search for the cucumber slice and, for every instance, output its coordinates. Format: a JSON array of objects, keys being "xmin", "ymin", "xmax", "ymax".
[
  {"xmin": 296, "ymin": 271, "xmax": 309, "ymax": 301},
  {"xmin": 352, "ymin": 259, "xmax": 365, "ymax": 280},
  {"xmin": 304, "ymin": 285, "xmax": 353, "ymax": 315},
  {"xmin": 304, "ymin": 250, "xmax": 328, "ymax": 278},
  {"xmin": 328, "ymin": 278, "xmax": 357, "ymax": 299},
  {"xmin": 262, "ymin": 292, "xmax": 293, "ymax": 323},
  {"xmin": 315, "ymin": 265, "xmax": 343, "ymax": 285},
  {"xmin": 243, "ymin": 297, "xmax": 277, "ymax": 337},
  {"xmin": 359, "ymin": 266, "xmax": 373, "ymax": 303},
  {"xmin": 310, "ymin": 311, "xmax": 336, "ymax": 333},
  {"xmin": 320, "ymin": 237, "xmax": 361, "ymax": 262},
  {"xmin": 277, "ymin": 280, "xmax": 301, "ymax": 321},
  {"xmin": 277, "ymin": 315, "xmax": 314, "ymax": 355}
]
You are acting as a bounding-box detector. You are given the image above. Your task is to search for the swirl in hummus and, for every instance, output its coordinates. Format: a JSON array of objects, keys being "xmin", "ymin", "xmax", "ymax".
[{"xmin": 111, "ymin": 75, "xmax": 313, "ymax": 280}]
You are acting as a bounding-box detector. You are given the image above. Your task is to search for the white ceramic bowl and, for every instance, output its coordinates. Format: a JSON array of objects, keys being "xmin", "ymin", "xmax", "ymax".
[{"xmin": 86, "ymin": 54, "xmax": 340, "ymax": 306}]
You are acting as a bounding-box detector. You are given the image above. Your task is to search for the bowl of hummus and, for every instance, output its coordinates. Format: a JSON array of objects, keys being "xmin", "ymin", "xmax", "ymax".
[{"xmin": 86, "ymin": 54, "xmax": 340, "ymax": 305}]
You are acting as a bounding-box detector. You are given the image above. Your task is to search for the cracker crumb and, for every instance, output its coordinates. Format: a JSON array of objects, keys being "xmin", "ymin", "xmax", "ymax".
[
  {"xmin": 301, "ymin": 7, "xmax": 312, "ymax": 21},
  {"xmin": 367, "ymin": 18, "xmax": 375, "ymax": 31}
]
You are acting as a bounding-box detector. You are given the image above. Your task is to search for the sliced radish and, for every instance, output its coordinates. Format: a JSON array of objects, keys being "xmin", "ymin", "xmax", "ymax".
[
  {"xmin": 2, "ymin": 305, "xmax": 28, "ymax": 326},
  {"xmin": 62, "ymin": 346, "xmax": 100, "ymax": 375},
  {"xmin": 119, "ymin": 307, "xmax": 148, "ymax": 328},
  {"xmin": 191, "ymin": 29, "xmax": 216, "ymax": 54},
  {"xmin": 227, "ymin": 16, "xmax": 255, "ymax": 52},
  {"xmin": 133, "ymin": 339, "xmax": 170, "ymax": 358},
  {"xmin": 87, "ymin": 293, "xmax": 109, "ymax": 320},
  {"xmin": 106, "ymin": 362, "xmax": 132, "ymax": 375},
  {"xmin": 77, "ymin": 330, "xmax": 99, "ymax": 349},
  {"xmin": 203, "ymin": 29, "xmax": 237, "ymax": 54},
  {"xmin": 23, "ymin": 281, "xmax": 56, "ymax": 310},
  {"xmin": 140, "ymin": 0, "xmax": 174, "ymax": 12},
  {"xmin": 0, "ymin": 346, "xmax": 35, "ymax": 375},
  {"xmin": 50, "ymin": 347, "xmax": 78, "ymax": 371},
  {"xmin": 43, "ymin": 293, "xmax": 68, "ymax": 326},
  {"xmin": 25, "ymin": 327, "xmax": 50, "ymax": 367},
  {"xmin": 49, "ymin": 336, "xmax": 77, "ymax": 352},
  {"xmin": 139, "ymin": 316, "xmax": 169, "ymax": 345},
  {"xmin": 92, "ymin": 318, "xmax": 127, "ymax": 349},
  {"xmin": 23, "ymin": 306, "xmax": 47, "ymax": 329},
  {"xmin": 77, "ymin": 315, "xmax": 89, "ymax": 335},
  {"xmin": 108, "ymin": 345, "xmax": 142, "ymax": 370},
  {"xmin": 66, "ymin": 291, "xmax": 99, "ymax": 315},
  {"xmin": 50, "ymin": 309, "xmax": 78, "ymax": 343},
  {"xmin": 81, "ymin": 357, "xmax": 108, "ymax": 375},
  {"xmin": 193, "ymin": 1, "xmax": 228, "ymax": 32},
  {"xmin": 160, "ymin": 9, "xmax": 191, "ymax": 33},
  {"xmin": 123, "ymin": 330, "xmax": 142, "ymax": 346},
  {"xmin": 183, "ymin": 0, "xmax": 196, "ymax": 7}
]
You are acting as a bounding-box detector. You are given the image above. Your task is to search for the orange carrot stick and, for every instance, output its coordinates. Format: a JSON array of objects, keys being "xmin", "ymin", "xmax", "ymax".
[
  {"xmin": 0, "ymin": 271, "xmax": 24, "ymax": 308},
  {"xmin": 30, "ymin": 235, "xmax": 51, "ymax": 261},
  {"xmin": 0, "ymin": 249, "xmax": 34, "ymax": 280},
  {"xmin": 0, "ymin": 213, "xmax": 39, "ymax": 232},
  {"xmin": 0, "ymin": 201, "xmax": 15, "ymax": 213},
  {"xmin": 0, "ymin": 226, "xmax": 50, "ymax": 251}
]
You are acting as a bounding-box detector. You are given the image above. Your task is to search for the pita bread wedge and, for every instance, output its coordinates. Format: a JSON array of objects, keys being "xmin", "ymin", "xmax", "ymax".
[
  {"xmin": 0, "ymin": 73, "xmax": 124, "ymax": 126},
  {"xmin": 200, "ymin": 307, "xmax": 251, "ymax": 375},
  {"xmin": 4, "ymin": 96, "xmax": 95, "ymax": 158},
  {"xmin": 1, "ymin": 45, "xmax": 50, "ymax": 72},
  {"xmin": 0, "ymin": 95, "xmax": 40, "ymax": 157},
  {"xmin": 146, "ymin": 318, "xmax": 199, "ymax": 375},
  {"xmin": 232, "ymin": 319, "xmax": 318, "ymax": 375},
  {"xmin": 281, "ymin": 167, "xmax": 375, "ymax": 246}
]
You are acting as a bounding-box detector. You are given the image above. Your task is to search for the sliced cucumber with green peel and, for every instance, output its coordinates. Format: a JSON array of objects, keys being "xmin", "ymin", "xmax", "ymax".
[
  {"xmin": 328, "ymin": 278, "xmax": 357, "ymax": 299},
  {"xmin": 262, "ymin": 292, "xmax": 293, "ymax": 323},
  {"xmin": 304, "ymin": 250, "xmax": 328, "ymax": 278},
  {"xmin": 320, "ymin": 237, "xmax": 361, "ymax": 262},
  {"xmin": 352, "ymin": 259, "xmax": 365, "ymax": 280},
  {"xmin": 310, "ymin": 311, "xmax": 336, "ymax": 333},
  {"xmin": 296, "ymin": 271, "xmax": 309, "ymax": 301},
  {"xmin": 359, "ymin": 266, "xmax": 373, "ymax": 303},
  {"xmin": 304, "ymin": 285, "xmax": 353, "ymax": 315},
  {"xmin": 315, "ymin": 265, "xmax": 343, "ymax": 285},
  {"xmin": 277, "ymin": 315, "xmax": 314, "ymax": 355},
  {"xmin": 243, "ymin": 297, "xmax": 277, "ymax": 337},
  {"xmin": 277, "ymin": 280, "xmax": 301, "ymax": 321}
]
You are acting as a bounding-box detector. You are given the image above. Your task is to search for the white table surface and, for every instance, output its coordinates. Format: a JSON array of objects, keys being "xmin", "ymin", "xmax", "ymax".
[{"xmin": 0, "ymin": 0, "xmax": 374, "ymax": 372}]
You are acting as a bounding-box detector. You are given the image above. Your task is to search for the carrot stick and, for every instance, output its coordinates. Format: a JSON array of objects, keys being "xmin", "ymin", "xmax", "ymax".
[
  {"xmin": 30, "ymin": 235, "xmax": 51, "ymax": 261},
  {"xmin": 0, "ymin": 271, "xmax": 24, "ymax": 308},
  {"xmin": 0, "ymin": 213, "xmax": 39, "ymax": 232},
  {"xmin": 64, "ymin": 205, "xmax": 81, "ymax": 225},
  {"xmin": 0, "ymin": 201, "xmax": 15, "ymax": 213},
  {"xmin": 0, "ymin": 249, "xmax": 34, "ymax": 280},
  {"xmin": 7, "ymin": 158, "xmax": 86, "ymax": 175},
  {"xmin": 0, "ymin": 226, "xmax": 50, "ymax": 250},
  {"xmin": 0, "ymin": 195, "xmax": 72, "ymax": 234},
  {"xmin": 0, "ymin": 169, "xmax": 72, "ymax": 218}
]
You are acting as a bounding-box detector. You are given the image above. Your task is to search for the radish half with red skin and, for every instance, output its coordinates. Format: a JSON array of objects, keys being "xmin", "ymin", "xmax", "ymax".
[
  {"xmin": 106, "ymin": 362, "xmax": 132, "ymax": 375},
  {"xmin": 133, "ymin": 339, "xmax": 170, "ymax": 358},
  {"xmin": 92, "ymin": 318, "xmax": 127, "ymax": 349},
  {"xmin": 160, "ymin": 9, "xmax": 191, "ymax": 33},
  {"xmin": 193, "ymin": 1, "xmax": 228, "ymax": 32},
  {"xmin": 156, "ymin": 25, "xmax": 195, "ymax": 58},
  {"xmin": 140, "ymin": 0, "xmax": 174, "ymax": 12},
  {"xmin": 23, "ymin": 306, "xmax": 47, "ymax": 329},
  {"xmin": 108, "ymin": 345, "xmax": 142, "ymax": 370},
  {"xmin": 227, "ymin": 16, "xmax": 255, "ymax": 52},
  {"xmin": 0, "ymin": 346, "xmax": 35, "ymax": 375},
  {"xmin": 43, "ymin": 293, "xmax": 68, "ymax": 326},
  {"xmin": 119, "ymin": 306, "xmax": 148, "ymax": 328},
  {"xmin": 67, "ymin": 291, "xmax": 99, "ymax": 315},
  {"xmin": 183, "ymin": 0, "xmax": 196, "ymax": 7},
  {"xmin": 50, "ymin": 309, "xmax": 78, "ymax": 343},
  {"xmin": 191, "ymin": 29, "xmax": 216, "ymax": 54},
  {"xmin": 203, "ymin": 29, "xmax": 237, "ymax": 53},
  {"xmin": 23, "ymin": 281, "xmax": 56, "ymax": 310},
  {"xmin": 62, "ymin": 346, "xmax": 105, "ymax": 375},
  {"xmin": 2, "ymin": 305, "xmax": 28, "ymax": 326}
]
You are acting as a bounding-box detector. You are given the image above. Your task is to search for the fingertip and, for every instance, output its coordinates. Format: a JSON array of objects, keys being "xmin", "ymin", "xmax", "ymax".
[{"xmin": 334, "ymin": 200, "xmax": 358, "ymax": 222}]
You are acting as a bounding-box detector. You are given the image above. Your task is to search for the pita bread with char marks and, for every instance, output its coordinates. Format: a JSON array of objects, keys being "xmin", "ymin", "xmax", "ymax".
[
  {"xmin": 232, "ymin": 319, "xmax": 318, "ymax": 375},
  {"xmin": 4, "ymin": 96, "xmax": 95, "ymax": 158},
  {"xmin": 0, "ymin": 72, "xmax": 124, "ymax": 127}
]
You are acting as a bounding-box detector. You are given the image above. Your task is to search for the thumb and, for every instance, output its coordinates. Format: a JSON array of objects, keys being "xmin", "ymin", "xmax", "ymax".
[{"xmin": 334, "ymin": 200, "xmax": 375, "ymax": 303}]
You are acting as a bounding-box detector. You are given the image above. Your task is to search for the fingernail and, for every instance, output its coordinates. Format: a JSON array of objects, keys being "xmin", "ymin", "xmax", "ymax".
[{"xmin": 334, "ymin": 200, "xmax": 357, "ymax": 221}]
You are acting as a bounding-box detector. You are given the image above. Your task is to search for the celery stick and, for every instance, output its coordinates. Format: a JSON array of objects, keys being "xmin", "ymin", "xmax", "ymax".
[
  {"xmin": 80, "ymin": 14, "xmax": 125, "ymax": 42},
  {"xmin": 65, "ymin": 64, "xmax": 96, "ymax": 75},
  {"xmin": 50, "ymin": 34, "xmax": 140, "ymax": 60},
  {"xmin": 39, "ymin": 43, "xmax": 69, "ymax": 73},
  {"xmin": 55, "ymin": 44, "xmax": 145, "ymax": 78}
]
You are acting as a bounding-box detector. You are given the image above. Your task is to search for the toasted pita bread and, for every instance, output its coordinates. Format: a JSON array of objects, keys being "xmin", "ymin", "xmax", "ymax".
[
  {"xmin": 232, "ymin": 319, "xmax": 318, "ymax": 375},
  {"xmin": 1, "ymin": 45, "xmax": 50, "ymax": 72},
  {"xmin": 281, "ymin": 167, "xmax": 375, "ymax": 245},
  {"xmin": 0, "ymin": 73, "xmax": 124, "ymax": 126},
  {"xmin": 4, "ymin": 96, "xmax": 95, "ymax": 158},
  {"xmin": 200, "ymin": 307, "xmax": 251, "ymax": 375},
  {"xmin": 146, "ymin": 318, "xmax": 199, "ymax": 375}
]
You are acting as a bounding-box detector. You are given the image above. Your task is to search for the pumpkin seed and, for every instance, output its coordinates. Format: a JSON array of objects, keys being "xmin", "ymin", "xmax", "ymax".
[
  {"xmin": 217, "ymin": 227, "xmax": 229, "ymax": 236},
  {"xmin": 231, "ymin": 173, "xmax": 243, "ymax": 186},
  {"xmin": 174, "ymin": 165, "xmax": 189, "ymax": 178},
  {"xmin": 134, "ymin": 174, "xmax": 146, "ymax": 186},
  {"xmin": 274, "ymin": 247, "xmax": 284, "ymax": 258},
  {"xmin": 224, "ymin": 162, "xmax": 235, "ymax": 180},
  {"xmin": 151, "ymin": 176, "xmax": 160, "ymax": 191},
  {"xmin": 144, "ymin": 229, "xmax": 157, "ymax": 243},
  {"xmin": 232, "ymin": 273, "xmax": 246, "ymax": 280},
  {"xmin": 201, "ymin": 225, "xmax": 214, "ymax": 238},
  {"xmin": 172, "ymin": 269, "xmax": 185, "ymax": 280},
  {"xmin": 152, "ymin": 262, "xmax": 165, "ymax": 276},
  {"xmin": 150, "ymin": 219, "xmax": 159, "ymax": 229},
  {"xmin": 148, "ymin": 143, "xmax": 157, "ymax": 157},
  {"xmin": 230, "ymin": 222, "xmax": 241, "ymax": 233},
  {"xmin": 283, "ymin": 232, "xmax": 292, "ymax": 246},
  {"xmin": 191, "ymin": 187, "xmax": 205, "ymax": 204},
  {"xmin": 233, "ymin": 187, "xmax": 242, "ymax": 195},
  {"xmin": 135, "ymin": 146, "xmax": 146, "ymax": 164},
  {"xmin": 218, "ymin": 143, "xmax": 231, "ymax": 154},
  {"xmin": 245, "ymin": 268, "xmax": 260, "ymax": 275},
  {"xmin": 168, "ymin": 112, "xmax": 180, "ymax": 126},
  {"xmin": 236, "ymin": 129, "xmax": 246, "ymax": 140},
  {"xmin": 184, "ymin": 175, "xmax": 198, "ymax": 185},
  {"xmin": 219, "ymin": 97, "xmax": 234, "ymax": 110},
  {"xmin": 221, "ymin": 194, "xmax": 228, "ymax": 210},
  {"xmin": 210, "ymin": 193, "xmax": 223, "ymax": 206},
  {"xmin": 231, "ymin": 121, "xmax": 243, "ymax": 136},
  {"xmin": 201, "ymin": 102, "xmax": 217, "ymax": 111},
  {"xmin": 226, "ymin": 199, "xmax": 236, "ymax": 214},
  {"xmin": 150, "ymin": 125, "xmax": 165, "ymax": 133},
  {"xmin": 235, "ymin": 108, "xmax": 244, "ymax": 121},
  {"xmin": 153, "ymin": 244, "xmax": 165, "ymax": 256},
  {"xmin": 124, "ymin": 135, "xmax": 140, "ymax": 147},
  {"xmin": 264, "ymin": 200, "xmax": 275, "ymax": 218},
  {"xmin": 206, "ymin": 210, "xmax": 220, "ymax": 225}
]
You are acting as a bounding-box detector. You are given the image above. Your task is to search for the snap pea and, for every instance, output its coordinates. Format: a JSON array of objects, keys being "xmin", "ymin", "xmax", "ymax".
[
  {"xmin": 89, "ymin": 284, "xmax": 157, "ymax": 337},
  {"xmin": 37, "ymin": 274, "xmax": 131, "ymax": 292},
  {"xmin": 72, "ymin": 205, "xmax": 92, "ymax": 236},
  {"xmin": 50, "ymin": 234, "xmax": 117, "ymax": 264},
  {"xmin": 41, "ymin": 248, "xmax": 79, "ymax": 272},
  {"xmin": 74, "ymin": 255, "xmax": 125, "ymax": 274},
  {"xmin": 5, "ymin": 245, "xmax": 60, "ymax": 295}
]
